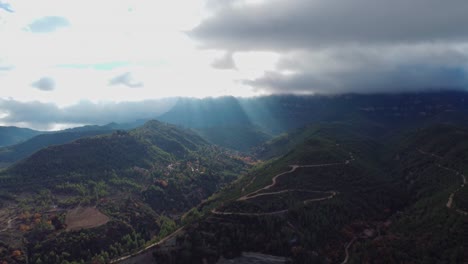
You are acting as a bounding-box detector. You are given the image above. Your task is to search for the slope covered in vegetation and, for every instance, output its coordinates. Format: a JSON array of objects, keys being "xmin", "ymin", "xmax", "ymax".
[
  {"xmin": 0, "ymin": 130, "xmax": 115, "ymax": 167},
  {"xmin": 151, "ymin": 122, "xmax": 467, "ymax": 264},
  {"xmin": 0, "ymin": 120, "xmax": 249, "ymax": 263}
]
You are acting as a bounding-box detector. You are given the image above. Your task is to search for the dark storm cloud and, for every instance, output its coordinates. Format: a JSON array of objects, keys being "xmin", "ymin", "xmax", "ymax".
[
  {"xmin": 109, "ymin": 72, "xmax": 144, "ymax": 88},
  {"xmin": 245, "ymin": 45, "xmax": 468, "ymax": 94},
  {"xmin": 32, "ymin": 77, "xmax": 56, "ymax": 91},
  {"xmin": 190, "ymin": 0, "xmax": 468, "ymax": 94},
  {"xmin": 28, "ymin": 16, "xmax": 70, "ymax": 33},
  {"xmin": 246, "ymin": 66, "xmax": 468, "ymax": 94},
  {"xmin": 0, "ymin": 99, "xmax": 177, "ymax": 130},
  {"xmin": 191, "ymin": 0, "xmax": 468, "ymax": 50}
]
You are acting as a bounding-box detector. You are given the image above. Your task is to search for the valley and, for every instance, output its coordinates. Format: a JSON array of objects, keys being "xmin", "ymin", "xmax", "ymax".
[
  {"xmin": 0, "ymin": 120, "xmax": 249, "ymax": 263},
  {"xmin": 148, "ymin": 113, "xmax": 467, "ymax": 263},
  {"xmin": 3, "ymin": 0, "xmax": 468, "ymax": 262},
  {"xmin": 0, "ymin": 93, "xmax": 467, "ymax": 264}
]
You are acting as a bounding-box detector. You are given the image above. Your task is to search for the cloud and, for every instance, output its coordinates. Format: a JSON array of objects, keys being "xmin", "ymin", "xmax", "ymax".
[
  {"xmin": 57, "ymin": 61, "xmax": 131, "ymax": 71},
  {"xmin": 109, "ymin": 72, "xmax": 144, "ymax": 88},
  {"xmin": 0, "ymin": 98, "xmax": 177, "ymax": 130},
  {"xmin": 0, "ymin": 1, "xmax": 13, "ymax": 12},
  {"xmin": 189, "ymin": 0, "xmax": 468, "ymax": 94},
  {"xmin": 0, "ymin": 66, "xmax": 14, "ymax": 71},
  {"xmin": 0, "ymin": 59, "xmax": 14, "ymax": 71},
  {"xmin": 31, "ymin": 77, "xmax": 56, "ymax": 91},
  {"xmin": 204, "ymin": 0, "xmax": 237, "ymax": 10},
  {"xmin": 191, "ymin": 0, "xmax": 468, "ymax": 51},
  {"xmin": 211, "ymin": 52, "xmax": 237, "ymax": 70},
  {"xmin": 245, "ymin": 44, "xmax": 468, "ymax": 94},
  {"xmin": 28, "ymin": 16, "xmax": 70, "ymax": 33}
]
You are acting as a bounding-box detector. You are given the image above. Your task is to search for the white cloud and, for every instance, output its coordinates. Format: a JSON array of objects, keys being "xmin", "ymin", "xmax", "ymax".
[
  {"xmin": 32, "ymin": 76, "xmax": 55, "ymax": 91},
  {"xmin": 27, "ymin": 16, "xmax": 70, "ymax": 33},
  {"xmin": 0, "ymin": 98, "xmax": 177, "ymax": 130},
  {"xmin": 0, "ymin": 0, "xmax": 258, "ymax": 111},
  {"xmin": 109, "ymin": 72, "xmax": 143, "ymax": 88}
]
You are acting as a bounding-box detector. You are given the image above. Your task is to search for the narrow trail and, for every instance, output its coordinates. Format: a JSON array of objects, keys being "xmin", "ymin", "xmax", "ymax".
[
  {"xmin": 211, "ymin": 208, "xmax": 290, "ymax": 216},
  {"xmin": 304, "ymin": 191, "xmax": 338, "ymax": 204},
  {"xmin": 287, "ymin": 220, "xmax": 300, "ymax": 233},
  {"xmin": 211, "ymin": 190, "xmax": 339, "ymax": 216},
  {"xmin": 241, "ymin": 175, "xmax": 257, "ymax": 193},
  {"xmin": 111, "ymin": 227, "xmax": 185, "ymax": 263},
  {"xmin": 417, "ymin": 149, "xmax": 467, "ymax": 216},
  {"xmin": 238, "ymin": 165, "xmax": 300, "ymax": 201},
  {"xmin": 241, "ymin": 189, "xmax": 335, "ymax": 201},
  {"xmin": 0, "ymin": 217, "xmax": 14, "ymax": 232},
  {"xmin": 341, "ymin": 237, "xmax": 357, "ymax": 264}
]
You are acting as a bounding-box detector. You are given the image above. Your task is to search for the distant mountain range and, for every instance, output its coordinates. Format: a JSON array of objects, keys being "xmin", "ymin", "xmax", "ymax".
[
  {"xmin": 0, "ymin": 126, "xmax": 43, "ymax": 147},
  {"xmin": 0, "ymin": 120, "xmax": 147, "ymax": 167},
  {"xmin": 3, "ymin": 91, "xmax": 468, "ymax": 153},
  {"xmin": 158, "ymin": 91, "xmax": 468, "ymax": 150}
]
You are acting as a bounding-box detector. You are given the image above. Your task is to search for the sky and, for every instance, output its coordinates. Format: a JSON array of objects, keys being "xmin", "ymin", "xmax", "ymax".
[{"xmin": 1, "ymin": 0, "xmax": 468, "ymax": 129}]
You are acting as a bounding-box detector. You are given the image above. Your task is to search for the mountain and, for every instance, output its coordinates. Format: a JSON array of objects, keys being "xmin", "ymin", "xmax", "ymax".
[
  {"xmin": 157, "ymin": 97, "xmax": 268, "ymax": 152},
  {"xmin": 0, "ymin": 120, "xmax": 249, "ymax": 264},
  {"xmin": 159, "ymin": 92, "xmax": 468, "ymax": 133},
  {"xmin": 0, "ymin": 130, "xmax": 115, "ymax": 168},
  {"xmin": 149, "ymin": 122, "xmax": 467, "ymax": 264},
  {"xmin": 158, "ymin": 91, "xmax": 468, "ymax": 151},
  {"xmin": 1, "ymin": 92, "xmax": 468, "ymax": 264},
  {"xmin": 158, "ymin": 97, "xmax": 252, "ymax": 129},
  {"xmin": 61, "ymin": 119, "xmax": 148, "ymax": 133},
  {"xmin": 0, "ymin": 126, "xmax": 42, "ymax": 147},
  {"xmin": 0, "ymin": 121, "xmax": 147, "ymax": 168}
]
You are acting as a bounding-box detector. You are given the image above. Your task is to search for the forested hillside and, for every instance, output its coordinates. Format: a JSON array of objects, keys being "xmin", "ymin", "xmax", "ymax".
[
  {"xmin": 0, "ymin": 130, "xmax": 115, "ymax": 167},
  {"xmin": 348, "ymin": 125, "xmax": 468, "ymax": 263},
  {"xmin": 0, "ymin": 120, "xmax": 249, "ymax": 263},
  {"xmin": 0, "ymin": 120, "xmax": 147, "ymax": 168},
  {"xmin": 1, "ymin": 93, "xmax": 467, "ymax": 264},
  {"xmin": 150, "ymin": 122, "xmax": 467, "ymax": 264}
]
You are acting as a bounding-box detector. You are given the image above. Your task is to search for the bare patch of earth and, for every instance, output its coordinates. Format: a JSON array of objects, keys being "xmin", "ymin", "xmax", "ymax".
[{"xmin": 65, "ymin": 206, "xmax": 109, "ymax": 231}]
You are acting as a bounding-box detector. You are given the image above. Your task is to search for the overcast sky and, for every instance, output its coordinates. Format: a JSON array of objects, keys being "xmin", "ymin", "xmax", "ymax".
[{"xmin": 1, "ymin": 0, "xmax": 468, "ymax": 129}]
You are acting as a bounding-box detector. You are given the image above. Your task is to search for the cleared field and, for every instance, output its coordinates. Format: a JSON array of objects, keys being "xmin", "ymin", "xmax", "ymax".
[{"xmin": 65, "ymin": 207, "xmax": 110, "ymax": 231}]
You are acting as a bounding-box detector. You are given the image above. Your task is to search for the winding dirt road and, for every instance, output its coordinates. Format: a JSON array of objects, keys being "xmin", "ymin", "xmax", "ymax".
[
  {"xmin": 239, "ymin": 163, "xmax": 344, "ymax": 201},
  {"xmin": 341, "ymin": 237, "xmax": 357, "ymax": 264},
  {"xmin": 0, "ymin": 217, "xmax": 14, "ymax": 232},
  {"xmin": 114, "ymin": 151, "xmax": 355, "ymax": 262},
  {"xmin": 418, "ymin": 149, "xmax": 467, "ymax": 215},
  {"xmin": 212, "ymin": 151, "xmax": 354, "ymax": 216},
  {"xmin": 111, "ymin": 227, "xmax": 185, "ymax": 263},
  {"xmin": 211, "ymin": 151, "xmax": 355, "ymax": 264}
]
